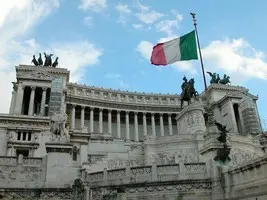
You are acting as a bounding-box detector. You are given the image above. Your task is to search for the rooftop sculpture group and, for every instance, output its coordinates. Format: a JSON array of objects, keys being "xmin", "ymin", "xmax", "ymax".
[
  {"xmin": 31, "ymin": 53, "xmax": 58, "ymax": 68},
  {"xmin": 180, "ymin": 76, "xmax": 199, "ymax": 108},
  {"xmin": 206, "ymin": 71, "xmax": 230, "ymax": 85}
]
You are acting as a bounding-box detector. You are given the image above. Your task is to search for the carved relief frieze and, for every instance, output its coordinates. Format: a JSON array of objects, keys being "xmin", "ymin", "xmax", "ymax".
[
  {"xmin": 230, "ymin": 148, "xmax": 261, "ymax": 166},
  {"xmin": 144, "ymin": 149, "xmax": 200, "ymax": 165},
  {"xmin": 107, "ymin": 156, "xmax": 143, "ymax": 169},
  {"xmin": 131, "ymin": 166, "xmax": 151, "ymax": 177},
  {"xmin": 107, "ymin": 169, "xmax": 126, "ymax": 179},
  {"xmin": 124, "ymin": 182, "xmax": 212, "ymax": 193},
  {"xmin": 157, "ymin": 164, "xmax": 179, "ymax": 175}
]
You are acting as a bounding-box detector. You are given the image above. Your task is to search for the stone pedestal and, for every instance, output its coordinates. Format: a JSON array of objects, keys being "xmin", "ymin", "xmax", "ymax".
[
  {"xmin": 176, "ymin": 103, "xmax": 206, "ymax": 135},
  {"xmin": 45, "ymin": 142, "xmax": 78, "ymax": 188},
  {"xmin": 200, "ymin": 124, "xmax": 225, "ymax": 200}
]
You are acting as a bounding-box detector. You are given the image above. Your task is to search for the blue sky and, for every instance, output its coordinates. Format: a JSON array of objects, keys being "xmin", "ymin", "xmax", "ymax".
[{"xmin": 0, "ymin": 0, "xmax": 266, "ymax": 130}]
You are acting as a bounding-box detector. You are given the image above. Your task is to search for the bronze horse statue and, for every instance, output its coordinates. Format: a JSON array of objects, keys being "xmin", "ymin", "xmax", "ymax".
[{"xmin": 180, "ymin": 78, "xmax": 198, "ymax": 108}]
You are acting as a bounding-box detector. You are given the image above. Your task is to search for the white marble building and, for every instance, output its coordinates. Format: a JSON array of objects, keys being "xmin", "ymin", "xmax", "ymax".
[{"xmin": 0, "ymin": 64, "xmax": 266, "ymax": 200}]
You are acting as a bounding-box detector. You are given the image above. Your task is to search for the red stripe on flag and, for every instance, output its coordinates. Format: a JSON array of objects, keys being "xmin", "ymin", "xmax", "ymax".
[{"xmin": 150, "ymin": 43, "xmax": 167, "ymax": 66}]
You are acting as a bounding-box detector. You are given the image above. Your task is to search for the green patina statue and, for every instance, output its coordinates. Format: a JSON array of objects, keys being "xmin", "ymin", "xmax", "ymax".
[{"xmin": 207, "ymin": 71, "xmax": 231, "ymax": 85}]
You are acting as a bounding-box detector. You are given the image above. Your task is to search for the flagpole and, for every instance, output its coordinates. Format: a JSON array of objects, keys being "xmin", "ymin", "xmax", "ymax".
[{"xmin": 190, "ymin": 13, "xmax": 207, "ymax": 91}]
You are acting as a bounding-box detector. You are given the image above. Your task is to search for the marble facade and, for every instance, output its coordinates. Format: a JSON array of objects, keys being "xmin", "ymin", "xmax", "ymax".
[{"xmin": 0, "ymin": 65, "xmax": 266, "ymax": 199}]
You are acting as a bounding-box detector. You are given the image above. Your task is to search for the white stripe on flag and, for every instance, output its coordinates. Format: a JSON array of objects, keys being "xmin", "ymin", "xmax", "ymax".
[{"xmin": 163, "ymin": 38, "xmax": 181, "ymax": 64}]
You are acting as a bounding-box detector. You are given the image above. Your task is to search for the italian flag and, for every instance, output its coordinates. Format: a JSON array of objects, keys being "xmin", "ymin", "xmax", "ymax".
[{"xmin": 150, "ymin": 30, "xmax": 198, "ymax": 66}]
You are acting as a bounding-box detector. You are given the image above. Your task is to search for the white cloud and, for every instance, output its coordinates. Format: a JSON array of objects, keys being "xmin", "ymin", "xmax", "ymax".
[
  {"xmin": 0, "ymin": 0, "xmax": 60, "ymax": 113},
  {"xmin": 135, "ymin": 2, "xmax": 163, "ymax": 24},
  {"xmin": 0, "ymin": 0, "xmax": 103, "ymax": 114},
  {"xmin": 83, "ymin": 16, "xmax": 93, "ymax": 27},
  {"xmin": 52, "ymin": 41, "xmax": 103, "ymax": 81},
  {"xmin": 115, "ymin": 3, "xmax": 131, "ymax": 14},
  {"xmin": 155, "ymin": 10, "xmax": 183, "ymax": 36},
  {"xmin": 132, "ymin": 24, "xmax": 143, "ymax": 30},
  {"xmin": 115, "ymin": 3, "xmax": 131, "ymax": 24},
  {"xmin": 78, "ymin": 0, "xmax": 107, "ymax": 12},
  {"xmin": 202, "ymin": 38, "xmax": 267, "ymax": 83},
  {"xmin": 136, "ymin": 41, "xmax": 153, "ymax": 61}
]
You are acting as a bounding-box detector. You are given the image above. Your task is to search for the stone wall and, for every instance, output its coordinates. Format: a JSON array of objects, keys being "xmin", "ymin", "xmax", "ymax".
[
  {"xmin": 83, "ymin": 163, "xmax": 211, "ymax": 199},
  {"xmin": 0, "ymin": 155, "xmax": 46, "ymax": 188},
  {"xmin": 223, "ymin": 155, "xmax": 267, "ymax": 200},
  {"xmin": 0, "ymin": 188, "xmax": 72, "ymax": 200}
]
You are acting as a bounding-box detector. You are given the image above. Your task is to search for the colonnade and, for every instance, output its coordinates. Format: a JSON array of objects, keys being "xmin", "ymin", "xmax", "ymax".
[
  {"xmin": 11, "ymin": 84, "xmax": 48, "ymax": 116},
  {"xmin": 68, "ymin": 104, "xmax": 178, "ymax": 141}
]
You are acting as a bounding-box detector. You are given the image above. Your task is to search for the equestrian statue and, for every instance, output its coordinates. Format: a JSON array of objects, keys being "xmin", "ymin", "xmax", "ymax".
[{"xmin": 180, "ymin": 76, "xmax": 199, "ymax": 108}]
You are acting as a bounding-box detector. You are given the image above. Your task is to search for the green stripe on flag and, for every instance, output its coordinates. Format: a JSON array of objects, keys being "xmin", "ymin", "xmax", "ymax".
[{"xmin": 179, "ymin": 30, "xmax": 198, "ymax": 60}]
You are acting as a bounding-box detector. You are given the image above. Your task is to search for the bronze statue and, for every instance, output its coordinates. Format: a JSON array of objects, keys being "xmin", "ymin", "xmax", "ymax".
[
  {"xmin": 214, "ymin": 121, "xmax": 230, "ymax": 143},
  {"xmin": 52, "ymin": 57, "xmax": 58, "ymax": 68},
  {"xmin": 38, "ymin": 53, "xmax": 43, "ymax": 66},
  {"xmin": 180, "ymin": 76, "xmax": 198, "ymax": 108},
  {"xmin": 214, "ymin": 121, "xmax": 231, "ymax": 163},
  {"xmin": 31, "ymin": 55, "xmax": 38, "ymax": 66},
  {"xmin": 206, "ymin": 72, "xmax": 217, "ymax": 84},
  {"xmin": 207, "ymin": 71, "xmax": 230, "ymax": 85},
  {"xmin": 219, "ymin": 74, "xmax": 230, "ymax": 84},
  {"xmin": 30, "ymin": 53, "xmax": 59, "ymax": 67},
  {"xmin": 214, "ymin": 144, "xmax": 231, "ymax": 162}
]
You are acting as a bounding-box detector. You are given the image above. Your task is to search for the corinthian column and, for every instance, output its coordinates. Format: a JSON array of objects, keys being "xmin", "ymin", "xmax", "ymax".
[
  {"xmin": 117, "ymin": 110, "xmax": 121, "ymax": 138},
  {"xmin": 71, "ymin": 104, "xmax": 76, "ymax": 129},
  {"xmin": 134, "ymin": 112, "xmax": 139, "ymax": 141},
  {"xmin": 151, "ymin": 113, "xmax": 156, "ymax": 136},
  {"xmin": 125, "ymin": 111, "xmax": 130, "ymax": 140},
  {"xmin": 99, "ymin": 108, "xmax": 103, "ymax": 133},
  {"xmin": 168, "ymin": 113, "xmax": 173, "ymax": 135},
  {"xmin": 28, "ymin": 86, "xmax": 36, "ymax": 115},
  {"xmin": 143, "ymin": 112, "xmax": 147, "ymax": 136},
  {"xmin": 159, "ymin": 113, "xmax": 164, "ymax": 136},
  {"xmin": 108, "ymin": 109, "xmax": 112, "ymax": 135},
  {"xmin": 40, "ymin": 87, "xmax": 47, "ymax": 116},
  {"xmin": 81, "ymin": 106, "xmax": 85, "ymax": 129},
  {"xmin": 90, "ymin": 107, "xmax": 94, "ymax": 133},
  {"xmin": 14, "ymin": 84, "xmax": 24, "ymax": 114}
]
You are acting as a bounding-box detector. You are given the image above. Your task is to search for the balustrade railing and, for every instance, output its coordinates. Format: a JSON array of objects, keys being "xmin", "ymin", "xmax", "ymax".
[{"xmin": 83, "ymin": 163, "xmax": 207, "ymax": 186}]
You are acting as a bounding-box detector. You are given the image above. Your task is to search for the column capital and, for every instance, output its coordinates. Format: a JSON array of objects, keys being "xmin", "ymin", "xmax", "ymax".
[
  {"xmin": 159, "ymin": 113, "xmax": 164, "ymax": 116},
  {"xmin": 71, "ymin": 104, "xmax": 76, "ymax": 108},
  {"xmin": 31, "ymin": 86, "xmax": 36, "ymax": 90},
  {"xmin": 42, "ymin": 87, "xmax": 47, "ymax": 91},
  {"xmin": 90, "ymin": 106, "xmax": 95, "ymax": 110},
  {"xmin": 108, "ymin": 109, "xmax": 112, "ymax": 113},
  {"xmin": 134, "ymin": 111, "xmax": 138, "ymax": 115},
  {"xmin": 143, "ymin": 112, "xmax": 147, "ymax": 115},
  {"xmin": 81, "ymin": 105, "xmax": 85, "ymax": 109},
  {"xmin": 99, "ymin": 107, "xmax": 103, "ymax": 111},
  {"xmin": 168, "ymin": 113, "xmax": 172, "ymax": 117},
  {"xmin": 125, "ymin": 110, "xmax": 130, "ymax": 114},
  {"xmin": 151, "ymin": 112, "xmax": 155, "ymax": 116},
  {"xmin": 22, "ymin": 85, "xmax": 26, "ymax": 90},
  {"xmin": 117, "ymin": 110, "xmax": 121, "ymax": 114}
]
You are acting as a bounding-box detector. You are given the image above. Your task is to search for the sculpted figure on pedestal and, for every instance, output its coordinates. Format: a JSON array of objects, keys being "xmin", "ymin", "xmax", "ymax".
[
  {"xmin": 180, "ymin": 76, "xmax": 199, "ymax": 108},
  {"xmin": 50, "ymin": 113, "xmax": 70, "ymax": 142}
]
